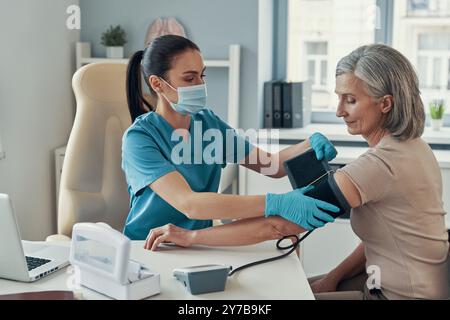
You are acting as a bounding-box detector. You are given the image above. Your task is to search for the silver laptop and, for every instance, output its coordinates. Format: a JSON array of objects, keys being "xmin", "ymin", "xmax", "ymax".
[{"xmin": 0, "ymin": 194, "xmax": 70, "ymax": 282}]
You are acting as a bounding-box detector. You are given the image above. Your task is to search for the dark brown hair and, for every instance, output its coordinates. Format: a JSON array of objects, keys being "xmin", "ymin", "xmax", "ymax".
[{"xmin": 126, "ymin": 35, "xmax": 200, "ymax": 122}]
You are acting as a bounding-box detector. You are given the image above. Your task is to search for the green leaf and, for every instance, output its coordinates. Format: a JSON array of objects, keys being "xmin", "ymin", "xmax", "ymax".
[
  {"xmin": 429, "ymin": 100, "xmax": 445, "ymax": 119},
  {"xmin": 101, "ymin": 24, "xmax": 127, "ymax": 47}
]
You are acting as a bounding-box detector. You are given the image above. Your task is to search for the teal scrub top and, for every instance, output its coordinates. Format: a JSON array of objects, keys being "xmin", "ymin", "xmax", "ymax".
[{"xmin": 121, "ymin": 108, "xmax": 255, "ymax": 240}]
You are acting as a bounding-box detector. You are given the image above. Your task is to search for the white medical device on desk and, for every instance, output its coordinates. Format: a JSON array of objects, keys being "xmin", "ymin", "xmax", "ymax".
[{"xmin": 70, "ymin": 222, "xmax": 160, "ymax": 300}]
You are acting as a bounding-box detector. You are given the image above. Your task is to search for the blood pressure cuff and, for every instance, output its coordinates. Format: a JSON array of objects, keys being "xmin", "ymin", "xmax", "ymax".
[{"xmin": 283, "ymin": 149, "xmax": 350, "ymax": 218}]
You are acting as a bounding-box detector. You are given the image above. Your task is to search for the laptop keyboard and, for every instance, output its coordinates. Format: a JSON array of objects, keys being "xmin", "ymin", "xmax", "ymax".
[{"xmin": 26, "ymin": 256, "xmax": 51, "ymax": 271}]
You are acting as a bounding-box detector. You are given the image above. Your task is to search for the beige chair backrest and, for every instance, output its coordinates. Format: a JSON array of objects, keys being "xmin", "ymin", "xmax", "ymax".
[{"xmin": 58, "ymin": 63, "xmax": 131, "ymax": 236}]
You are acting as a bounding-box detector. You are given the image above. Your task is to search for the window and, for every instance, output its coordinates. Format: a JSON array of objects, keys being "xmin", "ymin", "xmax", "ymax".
[
  {"xmin": 286, "ymin": 0, "xmax": 450, "ymax": 115},
  {"xmin": 306, "ymin": 42, "xmax": 328, "ymax": 89},
  {"xmin": 407, "ymin": 0, "xmax": 450, "ymax": 17},
  {"xmin": 393, "ymin": 0, "xmax": 450, "ymax": 114},
  {"xmin": 408, "ymin": 0, "xmax": 429, "ymax": 13},
  {"xmin": 287, "ymin": 0, "xmax": 378, "ymax": 111},
  {"xmin": 417, "ymin": 33, "xmax": 450, "ymax": 90}
]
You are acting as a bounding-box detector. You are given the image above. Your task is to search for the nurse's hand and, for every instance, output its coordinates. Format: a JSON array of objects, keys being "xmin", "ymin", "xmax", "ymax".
[
  {"xmin": 144, "ymin": 224, "xmax": 194, "ymax": 251},
  {"xmin": 309, "ymin": 132, "xmax": 337, "ymax": 161},
  {"xmin": 264, "ymin": 186, "xmax": 339, "ymax": 231}
]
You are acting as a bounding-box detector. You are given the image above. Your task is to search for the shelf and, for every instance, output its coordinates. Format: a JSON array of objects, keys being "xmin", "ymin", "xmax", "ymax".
[
  {"xmin": 79, "ymin": 57, "xmax": 230, "ymax": 68},
  {"xmin": 76, "ymin": 42, "xmax": 241, "ymax": 128},
  {"xmin": 76, "ymin": 42, "xmax": 233, "ymax": 69},
  {"xmin": 258, "ymin": 123, "xmax": 450, "ymax": 146},
  {"xmin": 80, "ymin": 57, "xmax": 128, "ymax": 65},
  {"xmin": 204, "ymin": 60, "xmax": 230, "ymax": 68},
  {"xmin": 255, "ymin": 141, "xmax": 450, "ymax": 168}
]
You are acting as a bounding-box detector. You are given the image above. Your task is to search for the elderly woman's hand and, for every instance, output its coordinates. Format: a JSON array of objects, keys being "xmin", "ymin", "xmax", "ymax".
[
  {"xmin": 310, "ymin": 273, "xmax": 340, "ymax": 293},
  {"xmin": 144, "ymin": 224, "xmax": 195, "ymax": 251},
  {"xmin": 309, "ymin": 132, "xmax": 337, "ymax": 161}
]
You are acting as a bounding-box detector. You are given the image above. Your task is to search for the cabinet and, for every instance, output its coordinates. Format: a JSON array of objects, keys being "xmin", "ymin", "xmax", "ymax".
[
  {"xmin": 239, "ymin": 144, "xmax": 450, "ymax": 277},
  {"xmin": 301, "ymin": 220, "xmax": 360, "ymax": 277}
]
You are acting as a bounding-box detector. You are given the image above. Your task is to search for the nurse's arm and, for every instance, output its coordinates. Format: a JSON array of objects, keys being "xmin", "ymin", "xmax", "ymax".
[
  {"xmin": 144, "ymin": 216, "xmax": 304, "ymax": 250},
  {"xmin": 189, "ymin": 171, "xmax": 366, "ymax": 283},
  {"xmin": 240, "ymin": 140, "xmax": 312, "ymax": 179},
  {"xmin": 146, "ymin": 171, "xmax": 363, "ymax": 250},
  {"xmin": 150, "ymin": 171, "xmax": 266, "ymax": 220}
]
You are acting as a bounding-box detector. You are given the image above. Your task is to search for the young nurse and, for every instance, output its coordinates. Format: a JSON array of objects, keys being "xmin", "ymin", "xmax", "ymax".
[{"xmin": 122, "ymin": 35, "xmax": 339, "ymax": 240}]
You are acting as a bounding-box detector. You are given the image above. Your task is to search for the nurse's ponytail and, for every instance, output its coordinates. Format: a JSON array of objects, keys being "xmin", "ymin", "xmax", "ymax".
[
  {"xmin": 126, "ymin": 35, "xmax": 200, "ymax": 122},
  {"xmin": 126, "ymin": 50, "xmax": 153, "ymax": 122}
]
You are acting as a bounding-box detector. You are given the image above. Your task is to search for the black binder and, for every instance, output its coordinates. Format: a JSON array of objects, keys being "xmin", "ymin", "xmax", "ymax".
[
  {"xmin": 263, "ymin": 81, "xmax": 274, "ymax": 129},
  {"xmin": 272, "ymin": 82, "xmax": 283, "ymax": 128},
  {"xmin": 263, "ymin": 81, "xmax": 311, "ymax": 129},
  {"xmin": 282, "ymin": 82, "xmax": 293, "ymax": 128},
  {"xmin": 282, "ymin": 81, "xmax": 311, "ymax": 128}
]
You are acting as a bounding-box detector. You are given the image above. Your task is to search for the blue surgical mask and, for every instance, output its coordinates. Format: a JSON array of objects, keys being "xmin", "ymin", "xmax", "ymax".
[{"xmin": 160, "ymin": 78, "xmax": 208, "ymax": 115}]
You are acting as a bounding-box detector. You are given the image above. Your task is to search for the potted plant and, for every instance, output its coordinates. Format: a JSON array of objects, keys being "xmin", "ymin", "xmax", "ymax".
[
  {"xmin": 101, "ymin": 25, "xmax": 127, "ymax": 59},
  {"xmin": 429, "ymin": 99, "xmax": 445, "ymax": 131}
]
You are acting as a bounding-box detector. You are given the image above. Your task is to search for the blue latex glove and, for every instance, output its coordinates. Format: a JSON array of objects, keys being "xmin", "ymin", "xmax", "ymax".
[
  {"xmin": 265, "ymin": 186, "xmax": 339, "ymax": 231},
  {"xmin": 309, "ymin": 132, "xmax": 337, "ymax": 161}
]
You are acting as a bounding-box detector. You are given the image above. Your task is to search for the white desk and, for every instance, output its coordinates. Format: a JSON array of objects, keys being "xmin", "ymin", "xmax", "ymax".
[{"xmin": 0, "ymin": 240, "xmax": 314, "ymax": 300}]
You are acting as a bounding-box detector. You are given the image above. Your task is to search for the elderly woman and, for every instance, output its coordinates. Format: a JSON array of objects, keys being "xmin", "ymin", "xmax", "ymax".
[{"xmin": 144, "ymin": 44, "xmax": 449, "ymax": 300}]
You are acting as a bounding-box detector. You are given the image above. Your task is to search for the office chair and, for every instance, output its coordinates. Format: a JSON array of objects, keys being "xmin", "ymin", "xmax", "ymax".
[{"xmin": 47, "ymin": 63, "xmax": 132, "ymax": 241}]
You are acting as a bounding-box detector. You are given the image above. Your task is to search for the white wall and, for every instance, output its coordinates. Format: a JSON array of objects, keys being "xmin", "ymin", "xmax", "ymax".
[
  {"xmin": 0, "ymin": 0, "xmax": 274, "ymax": 240},
  {"xmin": 0, "ymin": 0, "xmax": 79, "ymax": 240},
  {"xmin": 79, "ymin": 0, "xmax": 261, "ymax": 130}
]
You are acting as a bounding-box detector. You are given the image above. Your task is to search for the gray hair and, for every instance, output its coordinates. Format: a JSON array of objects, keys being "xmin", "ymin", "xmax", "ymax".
[{"xmin": 336, "ymin": 44, "xmax": 425, "ymax": 140}]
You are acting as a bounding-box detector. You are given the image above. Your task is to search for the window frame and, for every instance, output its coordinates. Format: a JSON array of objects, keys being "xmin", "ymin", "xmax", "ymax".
[
  {"xmin": 393, "ymin": 0, "xmax": 450, "ymax": 115},
  {"xmin": 305, "ymin": 41, "xmax": 329, "ymax": 90},
  {"xmin": 282, "ymin": 0, "xmax": 391, "ymax": 118},
  {"xmin": 275, "ymin": 0, "xmax": 449, "ymax": 125}
]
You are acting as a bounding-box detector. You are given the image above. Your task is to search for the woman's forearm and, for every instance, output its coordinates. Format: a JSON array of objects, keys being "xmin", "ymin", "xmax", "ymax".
[
  {"xmin": 191, "ymin": 216, "xmax": 305, "ymax": 246},
  {"xmin": 327, "ymin": 242, "xmax": 366, "ymax": 283},
  {"xmin": 186, "ymin": 193, "xmax": 266, "ymax": 220},
  {"xmin": 151, "ymin": 170, "xmax": 266, "ymax": 220},
  {"xmin": 144, "ymin": 216, "xmax": 306, "ymax": 251}
]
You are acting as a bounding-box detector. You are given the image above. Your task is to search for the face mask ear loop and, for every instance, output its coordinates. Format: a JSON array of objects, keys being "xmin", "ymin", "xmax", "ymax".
[
  {"xmin": 158, "ymin": 77, "xmax": 178, "ymax": 105},
  {"xmin": 159, "ymin": 77, "xmax": 177, "ymax": 92}
]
